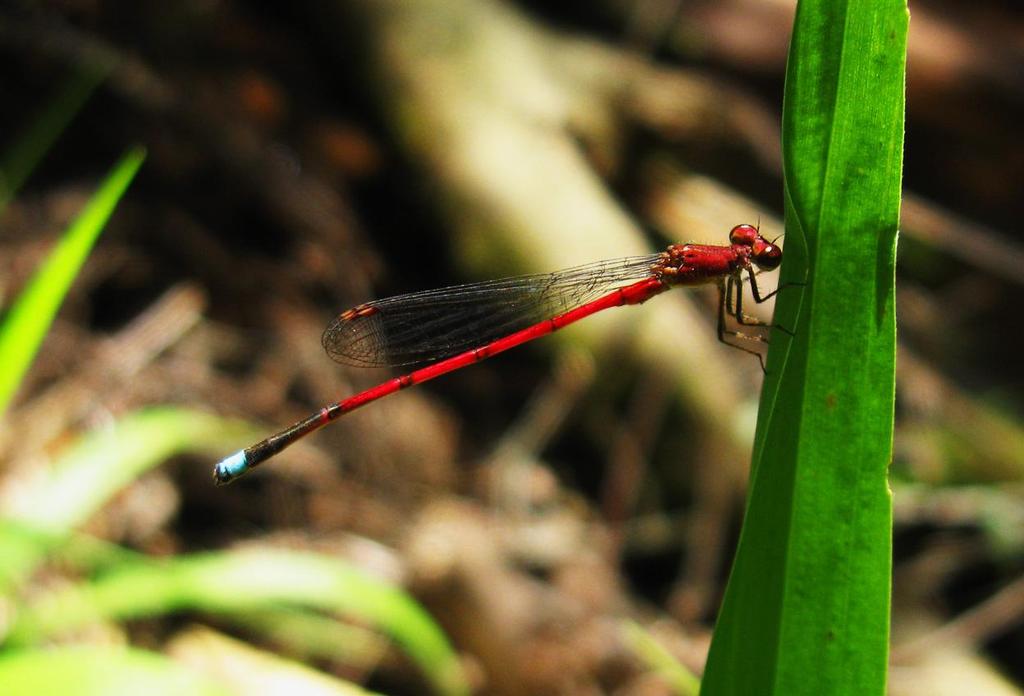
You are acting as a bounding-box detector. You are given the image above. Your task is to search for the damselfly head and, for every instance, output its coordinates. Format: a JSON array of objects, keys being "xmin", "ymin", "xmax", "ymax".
[{"xmin": 730, "ymin": 224, "xmax": 782, "ymax": 270}]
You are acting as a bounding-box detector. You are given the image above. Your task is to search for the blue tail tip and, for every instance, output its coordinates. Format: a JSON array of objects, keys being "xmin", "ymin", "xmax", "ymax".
[{"xmin": 214, "ymin": 450, "xmax": 248, "ymax": 485}]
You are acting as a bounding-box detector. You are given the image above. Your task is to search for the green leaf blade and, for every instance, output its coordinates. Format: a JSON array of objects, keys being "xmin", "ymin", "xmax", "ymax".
[
  {"xmin": 702, "ymin": 2, "xmax": 907, "ymax": 695},
  {"xmin": 0, "ymin": 147, "xmax": 146, "ymax": 414},
  {"xmin": 6, "ymin": 550, "xmax": 469, "ymax": 696}
]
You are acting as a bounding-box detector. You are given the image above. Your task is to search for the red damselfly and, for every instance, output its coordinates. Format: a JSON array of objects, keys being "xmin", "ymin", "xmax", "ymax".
[{"xmin": 214, "ymin": 224, "xmax": 787, "ymax": 484}]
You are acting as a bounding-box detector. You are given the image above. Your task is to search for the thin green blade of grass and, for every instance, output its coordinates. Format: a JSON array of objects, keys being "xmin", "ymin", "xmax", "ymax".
[
  {"xmin": 223, "ymin": 607, "xmax": 389, "ymax": 670},
  {"xmin": 0, "ymin": 646, "xmax": 229, "ymax": 696},
  {"xmin": 701, "ymin": 2, "xmax": 907, "ymax": 695},
  {"xmin": 0, "ymin": 147, "xmax": 146, "ymax": 414},
  {"xmin": 4, "ymin": 549, "xmax": 469, "ymax": 696},
  {"xmin": 621, "ymin": 620, "xmax": 700, "ymax": 696},
  {"xmin": 0, "ymin": 66, "xmax": 109, "ymax": 213},
  {"xmin": 3, "ymin": 407, "xmax": 256, "ymax": 533},
  {"xmin": 0, "ymin": 519, "xmax": 143, "ymax": 593},
  {"xmin": 0, "ymin": 407, "xmax": 257, "ymax": 592}
]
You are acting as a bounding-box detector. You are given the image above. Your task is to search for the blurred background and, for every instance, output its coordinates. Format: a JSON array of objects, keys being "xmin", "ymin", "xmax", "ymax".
[{"xmin": 1, "ymin": 1, "xmax": 1023, "ymax": 694}]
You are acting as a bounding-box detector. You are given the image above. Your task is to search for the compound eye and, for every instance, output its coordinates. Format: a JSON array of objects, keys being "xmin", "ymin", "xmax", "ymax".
[
  {"xmin": 756, "ymin": 244, "xmax": 782, "ymax": 270},
  {"xmin": 729, "ymin": 224, "xmax": 759, "ymax": 245}
]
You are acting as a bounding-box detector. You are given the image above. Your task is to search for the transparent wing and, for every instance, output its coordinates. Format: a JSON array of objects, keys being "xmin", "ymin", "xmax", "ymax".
[{"xmin": 322, "ymin": 254, "xmax": 661, "ymax": 367}]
